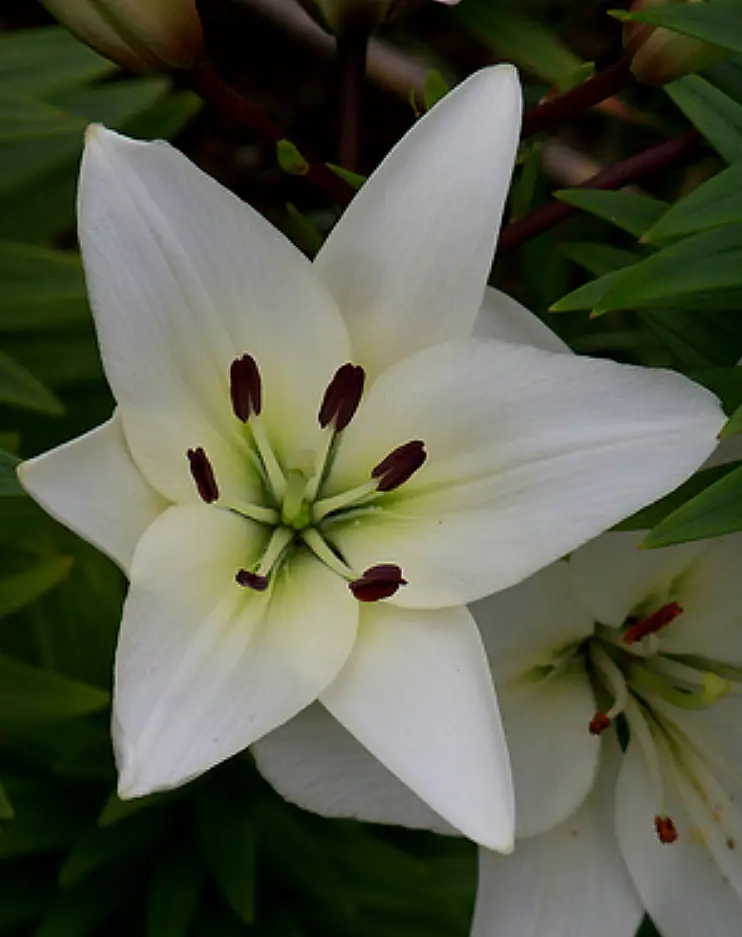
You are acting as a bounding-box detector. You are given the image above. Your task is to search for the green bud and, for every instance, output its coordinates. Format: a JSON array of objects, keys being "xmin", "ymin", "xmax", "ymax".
[{"xmin": 41, "ymin": 0, "xmax": 205, "ymax": 73}]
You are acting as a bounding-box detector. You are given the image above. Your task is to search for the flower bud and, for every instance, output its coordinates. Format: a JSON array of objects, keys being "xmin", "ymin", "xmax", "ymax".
[
  {"xmin": 624, "ymin": 0, "xmax": 726, "ymax": 86},
  {"xmin": 42, "ymin": 0, "xmax": 204, "ymax": 73},
  {"xmin": 304, "ymin": 0, "xmax": 460, "ymax": 35}
]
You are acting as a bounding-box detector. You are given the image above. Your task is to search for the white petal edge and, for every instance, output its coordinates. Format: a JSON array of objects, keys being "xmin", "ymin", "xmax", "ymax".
[
  {"xmin": 326, "ymin": 340, "xmax": 724, "ymax": 607},
  {"xmin": 115, "ymin": 504, "xmax": 358, "ymax": 797},
  {"xmin": 17, "ymin": 412, "xmax": 167, "ymax": 572},
  {"xmin": 79, "ymin": 126, "xmax": 350, "ymax": 501},
  {"xmin": 472, "ymin": 737, "xmax": 643, "ymax": 937},
  {"xmin": 315, "ymin": 66, "xmax": 522, "ymax": 377},
  {"xmin": 473, "ymin": 286, "xmax": 571, "ymax": 354},
  {"xmin": 320, "ymin": 602, "xmax": 514, "ymax": 852},
  {"xmin": 252, "ymin": 702, "xmax": 455, "ymax": 835}
]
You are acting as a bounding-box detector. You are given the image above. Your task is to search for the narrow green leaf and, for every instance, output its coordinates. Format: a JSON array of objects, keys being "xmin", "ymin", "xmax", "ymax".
[
  {"xmin": 639, "ymin": 308, "xmax": 742, "ymax": 368},
  {"xmin": 97, "ymin": 790, "xmax": 172, "ymax": 827},
  {"xmin": 0, "ymin": 449, "xmax": 22, "ymax": 498},
  {"xmin": 0, "ymin": 652, "xmax": 109, "ymax": 725},
  {"xmin": 423, "ymin": 70, "xmax": 450, "ymax": 110},
  {"xmin": 284, "ymin": 203, "xmax": 324, "ymax": 256},
  {"xmin": 643, "ymin": 462, "xmax": 742, "ymax": 547},
  {"xmin": 0, "ymin": 778, "xmax": 89, "ymax": 859},
  {"xmin": 595, "ymin": 224, "xmax": 742, "ymax": 312},
  {"xmin": 666, "ymin": 75, "xmax": 742, "ymax": 163},
  {"xmin": 0, "ymin": 26, "xmax": 115, "ymax": 96},
  {"xmin": 147, "ymin": 842, "xmax": 205, "ymax": 937},
  {"xmin": 619, "ymin": 2, "xmax": 742, "ymax": 56},
  {"xmin": 644, "ymin": 164, "xmax": 742, "ymax": 241},
  {"xmin": 0, "ymin": 555, "xmax": 74, "ymax": 617},
  {"xmin": 0, "ymin": 91, "xmax": 84, "ymax": 142},
  {"xmin": 560, "ymin": 243, "xmax": 643, "ymax": 277},
  {"xmin": 59, "ymin": 813, "xmax": 165, "ymax": 885},
  {"xmin": 550, "ymin": 248, "xmax": 639, "ymax": 312},
  {"xmin": 0, "ymin": 242, "xmax": 88, "ymax": 332},
  {"xmin": 0, "ymin": 350, "xmax": 64, "ymax": 414},
  {"xmin": 0, "ymin": 780, "xmax": 13, "ymax": 820},
  {"xmin": 555, "ymin": 190, "xmax": 668, "ymax": 237},
  {"xmin": 721, "ymin": 401, "xmax": 742, "ymax": 438},
  {"xmin": 327, "ymin": 162, "xmax": 366, "ymax": 190},
  {"xmin": 197, "ymin": 785, "xmax": 255, "ymax": 924}
]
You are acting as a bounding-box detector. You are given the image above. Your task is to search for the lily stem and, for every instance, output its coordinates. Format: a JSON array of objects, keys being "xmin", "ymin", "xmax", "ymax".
[{"xmin": 336, "ymin": 27, "xmax": 370, "ymax": 172}]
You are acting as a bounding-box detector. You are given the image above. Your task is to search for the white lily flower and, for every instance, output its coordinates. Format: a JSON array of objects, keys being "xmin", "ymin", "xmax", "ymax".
[
  {"xmin": 257, "ymin": 527, "xmax": 742, "ymax": 936},
  {"xmin": 19, "ymin": 66, "xmax": 723, "ymax": 853}
]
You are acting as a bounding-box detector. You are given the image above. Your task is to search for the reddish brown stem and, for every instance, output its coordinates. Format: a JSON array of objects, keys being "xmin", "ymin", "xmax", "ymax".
[
  {"xmin": 521, "ymin": 58, "xmax": 635, "ymax": 138},
  {"xmin": 186, "ymin": 59, "xmax": 355, "ymax": 205},
  {"xmin": 337, "ymin": 28, "xmax": 369, "ymax": 172},
  {"xmin": 497, "ymin": 129, "xmax": 701, "ymax": 254}
]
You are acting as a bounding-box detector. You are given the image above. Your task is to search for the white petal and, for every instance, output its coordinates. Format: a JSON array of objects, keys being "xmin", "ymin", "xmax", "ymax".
[
  {"xmin": 473, "ymin": 287, "xmax": 570, "ymax": 354},
  {"xmin": 326, "ymin": 339, "xmax": 723, "ymax": 607},
  {"xmin": 17, "ymin": 412, "xmax": 166, "ymax": 572},
  {"xmin": 616, "ymin": 737, "xmax": 742, "ymax": 937},
  {"xmin": 79, "ymin": 127, "xmax": 350, "ymax": 501},
  {"xmin": 114, "ymin": 504, "xmax": 358, "ymax": 797},
  {"xmin": 314, "ymin": 67, "xmax": 522, "ymax": 377},
  {"xmin": 252, "ymin": 703, "xmax": 455, "ymax": 835},
  {"xmin": 473, "ymin": 561, "xmax": 594, "ymax": 685},
  {"xmin": 569, "ymin": 531, "xmax": 705, "ymax": 628},
  {"xmin": 320, "ymin": 603, "xmax": 514, "ymax": 852},
  {"xmin": 472, "ymin": 739, "xmax": 642, "ymax": 937}
]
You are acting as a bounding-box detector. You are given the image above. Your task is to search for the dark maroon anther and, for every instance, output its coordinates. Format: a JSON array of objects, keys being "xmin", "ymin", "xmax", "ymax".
[
  {"xmin": 187, "ymin": 447, "xmax": 219, "ymax": 503},
  {"xmin": 230, "ymin": 354, "xmax": 262, "ymax": 422},
  {"xmin": 371, "ymin": 440, "xmax": 427, "ymax": 492},
  {"xmin": 318, "ymin": 363, "xmax": 365, "ymax": 431},
  {"xmin": 349, "ymin": 564, "xmax": 407, "ymax": 602},
  {"xmin": 235, "ymin": 569, "xmax": 270, "ymax": 591}
]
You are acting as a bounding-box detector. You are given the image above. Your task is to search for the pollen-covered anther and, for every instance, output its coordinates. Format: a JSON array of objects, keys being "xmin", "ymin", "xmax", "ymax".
[
  {"xmin": 230, "ymin": 353, "xmax": 262, "ymax": 422},
  {"xmin": 235, "ymin": 568, "xmax": 270, "ymax": 591},
  {"xmin": 187, "ymin": 447, "xmax": 219, "ymax": 503},
  {"xmin": 589, "ymin": 712, "xmax": 611, "ymax": 736},
  {"xmin": 623, "ymin": 601, "xmax": 683, "ymax": 645},
  {"xmin": 350, "ymin": 564, "xmax": 407, "ymax": 602},
  {"xmin": 318, "ymin": 363, "xmax": 365, "ymax": 432},
  {"xmin": 372, "ymin": 440, "xmax": 427, "ymax": 492},
  {"xmin": 654, "ymin": 815, "xmax": 679, "ymax": 844}
]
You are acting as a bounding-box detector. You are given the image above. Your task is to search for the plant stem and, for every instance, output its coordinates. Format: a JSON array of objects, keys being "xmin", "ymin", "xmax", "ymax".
[
  {"xmin": 497, "ymin": 129, "xmax": 700, "ymax": 254},
  {"xmin": 336, "ymin": 27, "xmax": 370, "ymax": 171},
  {"xmin": 521, "ymin": 58, "xmax": 635, "ymax": 138},
  {"xmin": 186, "ymin": 59, "xmax": 355, "ymax": 205}
]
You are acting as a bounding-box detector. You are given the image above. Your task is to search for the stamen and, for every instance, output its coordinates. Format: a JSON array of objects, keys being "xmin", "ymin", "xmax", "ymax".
[
  {"xmin": 301, "ymin": 528, "xmax": 355, "ymax": 579},
  {"xmin": 629, "ymin": 663, "xmax": 730, "ymax": 710},
  {"xmin": 623, "ymin": 602, "xmax": 683, "ymax": 646},
  {"xmin": 319, "ymin": 364, "xmax": 365, "ymax": 432},
  {"xmin": 654, "ymin": 815, "xmax": 679, "ymax": 844},
  {"xmin": 372, "ymin": 441, "xmax": 427, "ymax": 492},
  {"xmin": 588, "ymin": 642, "xmax": 630, "ymax": 723},
  {"xmin": 230, "ymin": 354, "xmax": 262, "ymax": 422},
  {"xmin": 187, "ymin": 447, "xmax": 219, "ymax": 503},
  {"xmin": 589, "ymin": 712, "xmax": 611, "ymax": 736},
  {"xmin": 350, "ymin": 564, "xmax": 407, "ymax": 602},
  {"xmin": 236, "ymin": 569, "xmax": 269, "ymax": 591}
]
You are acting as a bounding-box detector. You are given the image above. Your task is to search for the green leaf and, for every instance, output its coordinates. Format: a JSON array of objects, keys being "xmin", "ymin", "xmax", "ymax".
[
  {"xmin": 97, "ymin": 790, "xmax": 173, "ymax": 827},
  {"xmin": 0, "ymin": 91, "xmax": 84, "ymax": 142},
  {"xmin": 197, "ymin": 784, "xmax": 256, "ymax": 924},
  {"xmin": 639, "ymin": 308, "xmax": 742, "ymax": 368},
  {"xmin": 550, "ymin": 248, "xmax": 639, "ymax": 311},
  {"xmin": 34, "ymin": 866, "xmax": 138, "ymax": 937},
  {"xmin": 560, "ymin": 243, "xmax": 643, "ymax": 277},
  {"xmin": 0, "ymin": 349, "xmax": 64, "ymax": 414},
  {"xmin": 284, "ymin": 203, "xmax": 324, "ymax": 256},
  {"xmin": 451, "ymin": 0, "xmax": 582, "ymax": 84},
  {"xmin": 423, "ymin": 70, "xmax": 450, "ymax": 110},
  {"xmin": 59, "ymin": 813, "xmax": 165, "ymax": 885},
  {"xmin": 643, "ymin": 462, "xmax": 742, "ymax": 547},
  {"xmin": 0, "ymin": 242, "xmax": 88, "ymax": 332},
  {"xmin": 0, "ymin": 555, "xmax": 73, "ymax": 617},
  {"xmin": 147, "ymin": 842, "xmax": 205, "ymax": 937},
  {"xmin": 276, "ymin": 139, "xmax": 309, "ymax": 176},
  {"xmin": 594, "ymin": 224, "xmax": 742, "ymax": 312},
  {"xmin": 0, "ymin": 652, "xmax": 109, "ymax": 725},
  {"xmin": 0, "ymin": 778, "xmax": 89, "ymax": 859},
  {"xmin": 555, "ymin": 190, "xmax": 668, "ymax": 237},
  {"xmin": 0, "ymin": 449, "xmax": 22, "ymax": 498},
  {"xmin": 327, "ymin": 162, "xmax": 366, "ymax": 190},
  {"xmin": 644, "ymin": 163, "xmax": 742, "ymax": 241},
  {"xmin": 0, "ymin": 780, "xmax": 13, "ymax": 820},
  {"xmin": 666, "ymin": 75, "xmax": 742, "ymax": 163},
  {"xmin": 619, "ymin": 1, "xmax": 742, "ymax": 56},
  {"xmin": 722, "ymin": 401, "xmax": 742, "ymax": 437}
]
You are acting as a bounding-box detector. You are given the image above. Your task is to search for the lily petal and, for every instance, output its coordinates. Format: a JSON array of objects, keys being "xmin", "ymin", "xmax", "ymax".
[
  {"xmin": 473, "ymin": 738, "xmax": 643, "ymax": 937},
  {"xmin": 616, "ymin": 737, "xmax": 742, "ymax": 937},
  {"xmin": 314, "ymin": 66, "xmax": 522, "ymax": 377},
  {"xmin": 115, "ymin": 504, "xmax": 358, "ymax": 797},
  {"xmin": 327, "ymin": 340, "xmax": 723, "ymax": 607},
  {"xmin": 18, "ymin": 412, "xmax": 166, "ymax": 572},
  {"xmin": 252, "ymin": 702, "xmax": 454, "ymax": 834},
  {"xmin": 320, "ymin": 602, "xmax": 514, "ymax": 852},
  {"xmin": 79, "ymin": 126, "xmax": 350, "ymax": 502},
  {"xmin": 473, "ymin": 287, "xmax": 570, "ymax": 354}
]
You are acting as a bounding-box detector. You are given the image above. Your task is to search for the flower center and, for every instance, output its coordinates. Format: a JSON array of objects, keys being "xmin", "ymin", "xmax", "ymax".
[{"xmin": 186, "ymin": 354, "xmax": 427, "ymax": 602}]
